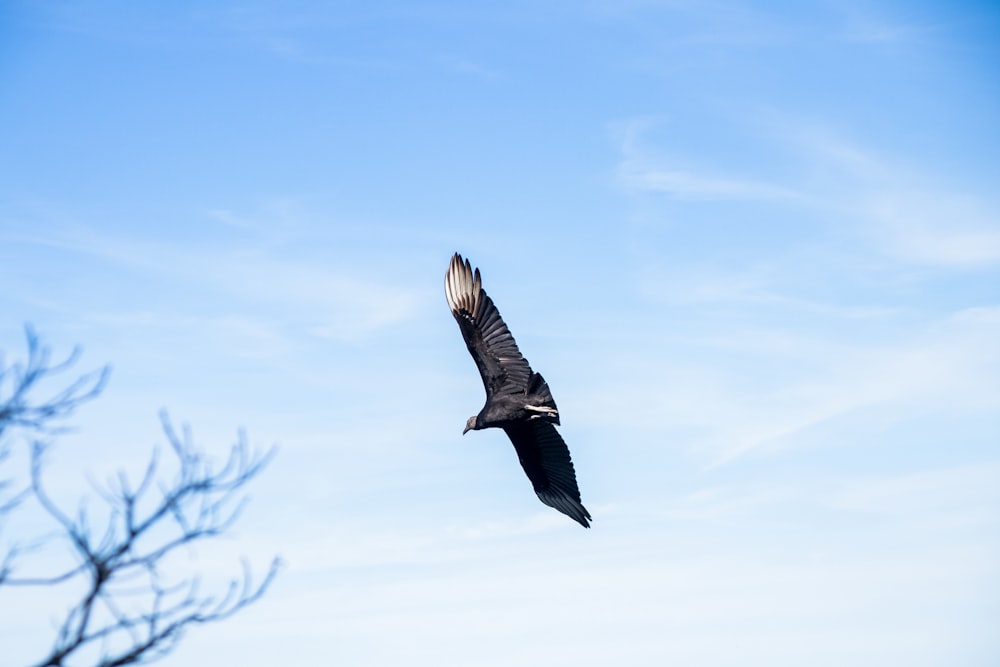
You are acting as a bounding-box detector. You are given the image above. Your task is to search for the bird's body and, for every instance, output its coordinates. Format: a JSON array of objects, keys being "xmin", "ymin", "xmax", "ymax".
[{"xmin": 445, "ymin": 253, "xmax": 591, "ymax": 528}]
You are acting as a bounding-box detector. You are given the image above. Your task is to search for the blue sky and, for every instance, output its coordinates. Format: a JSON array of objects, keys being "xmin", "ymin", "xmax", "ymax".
[{"xmin": 1, "ymin": 1, "xmax": 998, "ymax": 664}]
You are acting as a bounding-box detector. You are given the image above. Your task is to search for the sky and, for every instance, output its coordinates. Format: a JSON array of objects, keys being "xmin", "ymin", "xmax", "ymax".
[{"xmin": 1, "ymin": 0, "xmax": 999, "ymax": 664}]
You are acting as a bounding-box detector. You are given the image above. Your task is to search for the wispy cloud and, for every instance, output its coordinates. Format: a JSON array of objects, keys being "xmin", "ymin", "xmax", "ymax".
[
  {"xmin": 840, "ymin": 20, "xmax": 934, "ymax": 45},
  {"xmin": 438, "ymin": 55, "xmax": 502, "ymax": 80},
  {"xmin": 835, "ymin": 4, "xmax": 947, "ymax": 47},
  {"xmin": 614, "ymin": 116, "xmax": 802, "ymax": 201},
  {"xmin": 828, "ymin": 462, "xmax": 1000, "ymax": 523},
  {"xmin": 617, "ymin": 114, "xmax": 1000, "ymax": 269},
  {"xmin": 706, "ymin": 305, "xmax": 1000, "ymax": 465},
  {"xmin": 783, "ymin": 125, "xmax": 1000, "ymax": 268},
  {"xmin": 662, "ymin": 483, "xmax": 794, "ymax": 521},
  {"xmin": 638, "ymin": 265, "xmax": 906, "ymax": 318},
  {"xmin": 622, "ymin": 167, "xmax": 800, "ymax": 200},
  {"xmin": 863, "ymin": 192, "xmax": 1000, "ymax": 267},
  {"xmin": 3, "ymin": 221, "xmax": 427, "ymax": 342},
  {"xmin": 575, "ymin": 305, "xmax": 1000, "ymax": 466}
]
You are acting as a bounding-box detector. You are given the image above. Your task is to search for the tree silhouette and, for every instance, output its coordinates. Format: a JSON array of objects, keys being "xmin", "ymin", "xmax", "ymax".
[{"xmin": 1, "ymin": 327, "xmax": 280, "ymax": 667}]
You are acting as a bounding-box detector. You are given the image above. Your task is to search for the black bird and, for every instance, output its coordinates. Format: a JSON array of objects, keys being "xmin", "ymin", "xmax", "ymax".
[{"xmin": 445, "ymin": 253, "xmax": 591, "ymax": 528}]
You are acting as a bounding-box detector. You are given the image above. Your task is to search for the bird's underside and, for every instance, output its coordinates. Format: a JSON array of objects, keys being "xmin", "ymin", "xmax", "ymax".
[
  {"xmin": 475, "ymin": 372, "xmax": 560, "ymax": 428},
  {"xmin": 445, "ymin": 252, "xmax": 591, "ymax": 528}
]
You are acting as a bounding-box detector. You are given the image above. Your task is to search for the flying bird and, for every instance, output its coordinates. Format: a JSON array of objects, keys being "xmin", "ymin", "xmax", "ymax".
[{"xmin": 445, "ymin": 253, "xmax": 591, "ymax": 528}]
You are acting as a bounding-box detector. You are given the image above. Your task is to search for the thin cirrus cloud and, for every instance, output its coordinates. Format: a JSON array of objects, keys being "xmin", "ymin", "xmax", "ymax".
[
  {"xmin": 621, "ymin": 167, "xmax": 801, "ymax": 201},
  {"xmin": 608, "ymin": 112, "xmax": 1000, "ymax": 466},
  {"xmin": 664, "ymin": 459, "xmax": 1000, "ymax": 526},
  {"xmin": 5, "ymin": 222, "xmax": 426, "ymax": 342},
  {"xmin": 613, "ymin": 115, "xmax": 803, "ymax": 201},
  {"xmin": 618, "ymin": 114, "xmax": 1000, "ymax": 270},
  {"xmin": 572, "ymin": 301, "xmax": 1000, "ymax": 467},
  {"xmin": 703, "ymin": 306, "xmax": 998, "ymax": 466},
  {"xmin": 863, "ymin": 192, "xmax": 1000, "ymax": 267},
  {"xmin": 828, "ymin": 461, "xmax": 1000, "ymax": 520}
]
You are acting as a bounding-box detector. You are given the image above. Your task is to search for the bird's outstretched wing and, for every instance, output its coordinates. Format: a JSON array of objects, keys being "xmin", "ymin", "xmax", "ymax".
[
  {"xmin": 503, "ymin": 420, "xmax": 591, "ymax": 528},
  {"xmin": 445, "ymin": 253, "xmax": 532, "ymax": 397}
]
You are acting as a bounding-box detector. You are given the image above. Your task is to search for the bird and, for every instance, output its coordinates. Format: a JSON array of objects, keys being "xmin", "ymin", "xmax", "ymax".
[{"xmin": 445, "ymin": 252, "xmax": 591, "ymax": 528}]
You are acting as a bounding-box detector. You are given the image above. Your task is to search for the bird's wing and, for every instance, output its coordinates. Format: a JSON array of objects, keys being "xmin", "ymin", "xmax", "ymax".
[
  {"xmin": 445, "ymin": 253, "xmax": 532, "ymax": 397},
  {"xmin": 503, "ymin": 420, "xmax": 591, "ymax": 528}
]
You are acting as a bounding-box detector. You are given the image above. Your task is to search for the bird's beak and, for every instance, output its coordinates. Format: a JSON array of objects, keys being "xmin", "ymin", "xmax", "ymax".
[{"xmin": 462, "ymin": 425, "xmax": 471, "ymax": 435}]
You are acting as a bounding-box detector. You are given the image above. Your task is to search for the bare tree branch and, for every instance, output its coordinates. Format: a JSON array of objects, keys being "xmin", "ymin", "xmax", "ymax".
[
  {"xmin": 1, "ymin": 327, "xmax": 281, "ymax": 667},
  {"xmin": 0, "ymin": 325, "xmax": 109, "ymax": 440},
  {"xmin": 1, "ymin": 326, "xmax": 109, "ymax": 527}
]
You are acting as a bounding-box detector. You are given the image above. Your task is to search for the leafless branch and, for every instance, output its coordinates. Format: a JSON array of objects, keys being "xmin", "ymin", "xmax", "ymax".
[
  {"xmin": 16, "ymin": 416, "xmax": 280, "ymax": 667},
  {"xmin": 1, "ymin": 326, "xmax": 109, "ymax": 523},
  {"xmin": 0, "ymin": 325, "xmax": 109, "ymax": 440},
  {"xmin": 1, "ymin": 328, "xmax": 281, "ymax": 667}
]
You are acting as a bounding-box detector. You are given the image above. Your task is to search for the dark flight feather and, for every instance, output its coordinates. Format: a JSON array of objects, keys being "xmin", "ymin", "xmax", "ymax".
[{"xmin": 504, "ymin": 421, "xmax": 591, "ymax": 528}]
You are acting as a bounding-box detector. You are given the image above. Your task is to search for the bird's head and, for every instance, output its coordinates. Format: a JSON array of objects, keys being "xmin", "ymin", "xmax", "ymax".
[{"xmin": 462, "ymin": 416, "xmax": 478, "ymax": 435}]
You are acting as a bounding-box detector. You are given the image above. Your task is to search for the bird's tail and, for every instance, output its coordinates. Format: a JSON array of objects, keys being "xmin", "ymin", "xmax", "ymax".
[{"xmin": 527, "ymin": 372, "xmax": 560, "ymax": 425}]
